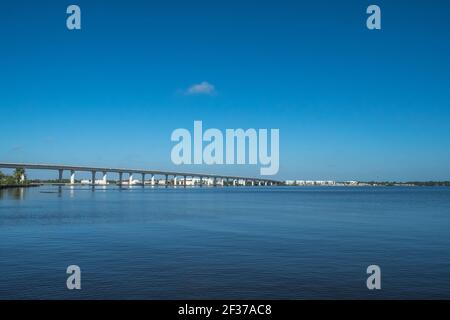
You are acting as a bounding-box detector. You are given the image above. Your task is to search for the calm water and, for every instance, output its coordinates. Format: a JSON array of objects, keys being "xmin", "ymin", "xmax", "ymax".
[{"xmin": 0, "ymin": 186, "xmax": 449, "ymax": 299}]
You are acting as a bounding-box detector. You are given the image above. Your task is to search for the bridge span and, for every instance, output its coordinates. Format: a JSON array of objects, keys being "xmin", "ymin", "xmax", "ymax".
[{"xmin": 0, "ymin": 162, "xmax": 281, "ymax": 187}]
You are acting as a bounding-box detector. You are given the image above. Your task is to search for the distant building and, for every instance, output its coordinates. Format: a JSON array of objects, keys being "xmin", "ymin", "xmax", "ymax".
[
  {"xmin": 285, "ymin": 180, "xmax": 337, "ymax": 186},
  {"xmin": 118, "ymin": 180, "xmax": 140, "ymax": 186},
  {"xmin": 314, "ymin": 180, "xmax": 336, "ymax": 186},
  {"xmin": 80, "ymin": 180, "xmax": 109, "ymax": 185}
]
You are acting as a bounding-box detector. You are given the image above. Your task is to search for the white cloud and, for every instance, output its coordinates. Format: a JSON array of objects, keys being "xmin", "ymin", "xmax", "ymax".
[{"xmin": 185, "ymin": 81, "xmax": 216, "ymax": 96}]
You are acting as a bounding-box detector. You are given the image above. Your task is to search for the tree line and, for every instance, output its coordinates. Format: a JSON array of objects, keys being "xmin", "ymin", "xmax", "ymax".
[{"xmin": 0, "ymin": 168, "xmax": 26, "ymax": 186}]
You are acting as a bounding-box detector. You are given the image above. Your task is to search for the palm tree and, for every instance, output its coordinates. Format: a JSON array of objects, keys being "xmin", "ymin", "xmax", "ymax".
[{"xmin": 13, "ymin": 168, "xmax": 26, "ymax": 184}]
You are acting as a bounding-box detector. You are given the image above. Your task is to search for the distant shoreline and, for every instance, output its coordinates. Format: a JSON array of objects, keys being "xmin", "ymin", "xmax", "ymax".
[
  {"xmin": 1, "ymin": 183, "xmax": 450, "ymax": 189},
  {"xmin": 284, "ymin": 181, "xmax": 450, "ymax": 187}
]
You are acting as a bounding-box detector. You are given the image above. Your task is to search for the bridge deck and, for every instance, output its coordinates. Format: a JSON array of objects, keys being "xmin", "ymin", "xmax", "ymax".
[{"xmin": 0, "ymin": 162, "xmax": 280, "ymax": 183}]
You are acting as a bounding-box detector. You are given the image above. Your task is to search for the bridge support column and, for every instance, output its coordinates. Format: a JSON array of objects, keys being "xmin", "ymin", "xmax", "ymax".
[
  {"xmin": 91, "ymin": 171, "xmax": 96, "ymax": 185},
  {"xmin": 199, "ymin": 176, "xmax": 203, "ymax": 187},
  {"xmin": 184, "ymin": 176, "xmax": 187, "ymax": 187},
  {"xmin": 118, "ymin": 172, "xmax": 123, "ymax": 186},
  {"xmin": 58, "ymin": 169, "xmax": 63, "ymax": 184},
  {"xmin": 141, "ymin": 173, "xmax": 145, "ymax": 187},
  {"xmin": 70, "ymin": 170, "xmax": 75, "ymax": 185},
  {"xmin": 165, "ymin": 174, "xmax": 168, "ymax": 188},
  {"xmin": 129, "ymin": 173, "xmax": 133, "ymax": 186}
]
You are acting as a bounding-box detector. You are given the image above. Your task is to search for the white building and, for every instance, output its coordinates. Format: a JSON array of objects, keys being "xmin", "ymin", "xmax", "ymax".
[
  {"xmin": 118, "ymin": 179, "xmax": 140, "ymax": 186},
  {"xmin": 80, "ymin": 179, "xmax": 109, "ymax": 185},
  {"xmin": 286, "ymin": 180, "xmax": 337, "ymax": 186}
]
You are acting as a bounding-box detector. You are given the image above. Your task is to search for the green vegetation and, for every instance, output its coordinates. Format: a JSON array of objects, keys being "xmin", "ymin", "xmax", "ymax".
[
  {"xmin": 404, "ymin": 181, "xmax": 450, "ymax": 187},
  {"xmin": 0, "ymin": 169, "xmax": 29, "ymax": 186}
]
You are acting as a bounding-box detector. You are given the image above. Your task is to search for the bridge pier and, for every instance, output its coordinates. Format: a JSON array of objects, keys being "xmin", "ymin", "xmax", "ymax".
[
  {"xmin": 70, "ymin": 170, "xmax": 75, "ymax": 185},
  {"xmin": 91, "ymin": 171, "xmax": 96, "ymax": 186},
  {"xmin": 128, "ymin": 173, "xmax": 133, "ymax": 186},
  {"xmin": 141, "ymin": 173, "xmax": 145, "ymax": 187},
  {"xmin": 165, "ymin": 174, "xmax": 168, "ymax": 188},
  {"xmin": 58, "ymin": 169, "xmax": 63, "ymax": 184},
  {"xmin": 118, "ymin": 172, "xmax": 123, "ymax": 187}
]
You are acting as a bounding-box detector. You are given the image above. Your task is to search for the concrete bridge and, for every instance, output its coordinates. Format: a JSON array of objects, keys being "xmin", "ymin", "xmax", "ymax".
[{"xmin": 0, "ymin": 162, "xmax": 281, "ymax": 187}]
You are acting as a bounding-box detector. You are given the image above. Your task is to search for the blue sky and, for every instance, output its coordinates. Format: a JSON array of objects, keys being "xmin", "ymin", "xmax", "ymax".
[{"xmin": 1, "ymin": 0, "xmax": 450, "ymax": 181}]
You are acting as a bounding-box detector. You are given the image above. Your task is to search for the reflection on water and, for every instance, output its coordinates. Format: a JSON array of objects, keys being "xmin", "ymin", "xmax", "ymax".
[
  {"xmin": 0, "ymin": 187, "xmax": 26, "ymax": 200},
  {"xmin": 1, "ymin": 186, "xmax": 450, "ymax": 299}
]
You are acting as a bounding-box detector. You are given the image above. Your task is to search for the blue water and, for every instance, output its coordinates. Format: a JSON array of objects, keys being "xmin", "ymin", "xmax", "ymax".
[{"xmin": 1, "ymin": 186, "xmax": 450, "ymax": 299}]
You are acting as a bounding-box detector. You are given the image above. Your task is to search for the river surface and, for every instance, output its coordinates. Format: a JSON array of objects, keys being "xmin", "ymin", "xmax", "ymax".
[{"xmin": 0, "ymin": 186, "xmax": 449, "ymax": 299}]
